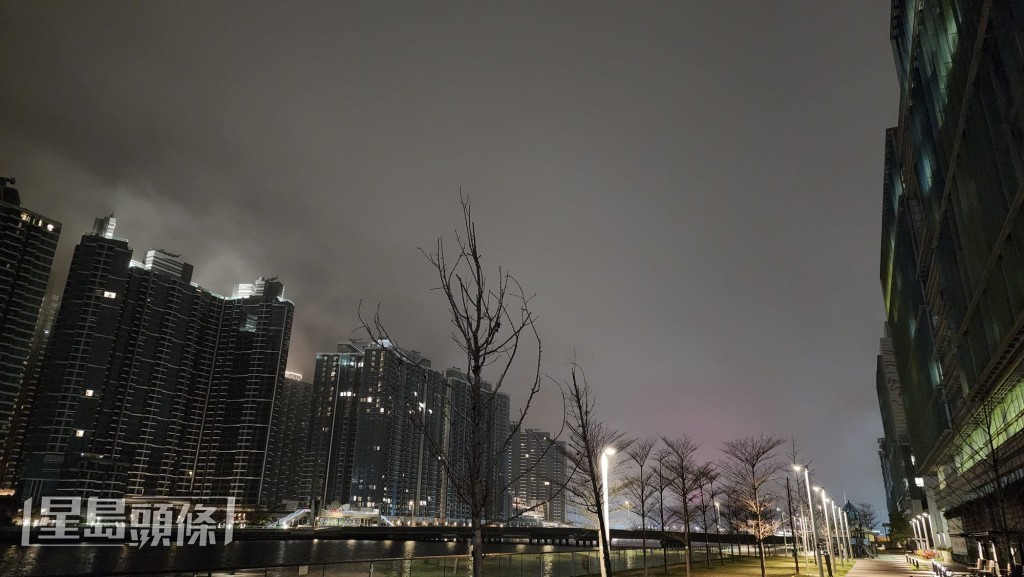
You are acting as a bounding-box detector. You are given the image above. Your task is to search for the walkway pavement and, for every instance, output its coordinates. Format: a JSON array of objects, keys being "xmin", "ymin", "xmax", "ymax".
[{"xmin": 845, "ymin": 554, "xmax": 924, "ymax": 577}]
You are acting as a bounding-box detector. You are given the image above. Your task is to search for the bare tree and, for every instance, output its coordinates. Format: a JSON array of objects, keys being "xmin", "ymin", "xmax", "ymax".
[
  {"xmin": 361, "ymin": 196, "xmax": 547, "ymax": 577},
  {"xmin": 654, "ymin": 447, "xmax": 677, "ymax": 574},
  {"xmin": 720, "ymin": 435, "xmax": 786, "ymax": 577},
  {"xmin": 560, "ymin": 363, "xmax": 630, "ymax": 577},
  {"xmin": 625, "ymin": 437, "xmax": 658, "ymax": 576},
  {"xmin": 662, "ymin": 435, "xmax": 708, "ymax": 577},
  {"xmin": 703, "ymin": 467, "xmax": 727, "ymax": 566},
  {"xmin": 856, "ymin": 502, "xmax": 877, "ymax": 533},
  {"xmin": 694, "ymin": 464, "xmax": 719, "ymax": 567},
  {"xmin": 939, "ymin": 399, "xmax": 1024, "ymax": 571}
]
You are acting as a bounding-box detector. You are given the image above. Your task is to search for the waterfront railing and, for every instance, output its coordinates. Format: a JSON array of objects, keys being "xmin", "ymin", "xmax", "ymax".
[{"xmin": 85, "ymin": 547, "xmax": 692, "ymax": 577}]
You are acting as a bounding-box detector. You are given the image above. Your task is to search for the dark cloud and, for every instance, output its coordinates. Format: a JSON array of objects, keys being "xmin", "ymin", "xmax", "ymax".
[{"xmin": 0, "ymin": 1, "xmax": 897, "ymax": 513}]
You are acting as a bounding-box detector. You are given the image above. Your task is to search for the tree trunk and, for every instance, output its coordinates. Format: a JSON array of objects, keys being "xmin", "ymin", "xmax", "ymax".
[
  {"xmin": 597, "ymin": 520, "xmax": 612, "ymax": 577},
  {"xmin": 472, "ymin": 516, "xmax": 484, "ymax": 577},
  {"xmin": 641, "ymin": 462, "xmax": 648, "ymax": 577}
]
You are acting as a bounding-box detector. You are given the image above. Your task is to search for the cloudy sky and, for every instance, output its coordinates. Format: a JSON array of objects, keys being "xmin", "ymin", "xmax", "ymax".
[{"xmin": 1, "ymin": 2, "xmax": 897, "ymax": 515}]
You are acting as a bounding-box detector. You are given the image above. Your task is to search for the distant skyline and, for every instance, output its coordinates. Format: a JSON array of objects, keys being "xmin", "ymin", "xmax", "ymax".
[{"xmin": 0, "ymin": 2, "xmax": 897, "ymax": 514}]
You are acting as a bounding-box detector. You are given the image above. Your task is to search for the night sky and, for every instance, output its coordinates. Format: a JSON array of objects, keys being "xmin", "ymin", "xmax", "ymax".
[{"xmin": 1, "ymin": 2, "xmax": 898, "ymax": 517}]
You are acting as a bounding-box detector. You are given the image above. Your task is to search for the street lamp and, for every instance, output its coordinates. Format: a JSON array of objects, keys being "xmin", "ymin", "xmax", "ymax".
[
  {"xmin": 543, "ymin": 481, "xmax": 552, "ymax": 523},
  {"xmin": 830, "ymin": 500, "xmax": 845, "ymax": 565},
  {"xmin": 794, "ymin": 465, "xmax": 824, "ymax": 577},
  {"xmin": 815, "ymin": 487, "xmax": 835, "ymax": 573},
  {"xmin": 602, "ymin": 447, "xmax": 616, "ymax": 545},
  {"xmin": 842, "ymin": 509, "xmax": 853, "ymax": 559},
  {"xmin": 600, "ymin": 446, "xmax": 616, "ymax": 577},
  {"xmin": 714, "ymin": 500, "xmax": 724, "ymax": 565}
]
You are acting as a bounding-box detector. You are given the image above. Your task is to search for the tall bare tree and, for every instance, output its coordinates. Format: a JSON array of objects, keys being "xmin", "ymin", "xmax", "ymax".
[
  {"xmin": 720, "ymin": 435, "xmax": 785, "ymax": 577},
  {"xmin": 662, "ymin": 435, "xmax": 708, "ymax": 577},
  {"xmin": 560, "ymin": 364, "xmax": 630, "ymax": 577},
  {"xmin": 939, "ymin": 398, "xmax": 1024, "ymax": 570},
  {"xmin": 855, "ymin": 502, "xmax": 877, "ymax": 533},
  {"xmin": 654, "ymin": 447, "xmax": 677, "ymax": 574},
  {"xmin": 361, "ymin": 196, "xmax": 546, "ymax": 577},
  {"xmin": 625, "ymin": 437, "xmax": 658, "ymax": 576},
  {"xmin": 703, "ymin": 467, "xmax": 727, "ymax": 565},
  {"xmin": 694, "ymin": 464, "xmax": 720, "ymax": 567}
]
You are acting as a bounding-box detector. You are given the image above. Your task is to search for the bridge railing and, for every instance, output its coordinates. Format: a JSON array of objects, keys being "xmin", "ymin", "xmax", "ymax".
[{"xmin": 92, "ymin": 547, "xmax": 692, "ymax": 577}]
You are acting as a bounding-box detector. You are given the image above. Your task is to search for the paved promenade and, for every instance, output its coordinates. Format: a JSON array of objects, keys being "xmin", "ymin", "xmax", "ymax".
[{"xmin": 845, "ymin": 555, "xmax": 920, "ymax": 577}]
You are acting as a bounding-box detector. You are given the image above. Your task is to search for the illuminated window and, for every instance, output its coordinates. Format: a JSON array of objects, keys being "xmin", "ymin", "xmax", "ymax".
[
  {"xmin": 102, "ymin": 291, "xmax": 117, "ymax": 299},
  {"xmin": 75, "ymin": 430, "xmax": 85, "ymax": 438},
  {"xmin": 914, "ymin": 477, "xmax": 925, "ymax": 487},
  {"xmin": 85, "ymin": 390, "xmax": 94, "ymax": 397}
]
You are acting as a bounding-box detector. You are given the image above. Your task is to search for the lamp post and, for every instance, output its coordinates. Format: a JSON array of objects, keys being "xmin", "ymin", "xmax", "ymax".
[
  {"xmin": 602, "ymin": 447, "xmax": 615, "ymax": 545},
  {"xmin": 714, "ymin": 500, "xmax": 724, "ymax": 565},
  {"xmin": 834, "ymin": 501, "xmax": 845, "ymax": 565},
  {"xmin": 794, "ymin": 465, "xmax": 824, "ymax": 577},
  {"xmin": 786, "ymin": 476, "xmax": 800, "ymax": 574},
  {"xmin": 600, "ymin": 446, "xmax": 616, "ymax": 577},
  {"xmin": 544, "ymin": 481, "xmax": 551, "ymax": 523},
  {"xmin": 845, "ymin": 508, "xmax": 854, "ymax": 559},
  {"xmin": 831, "ymin": 502, "xmax": 847, "ymax": 565},
  {"xmin": 842, "ymin": 509, "xmax": 854, "ymax": 558},
  {"xmin": 815, "ymin": 487, "xmax": 835, "ymax": 573},
  {"xmin": 920, "ymin": 513, "xmax": 933, "ymax": 550}
]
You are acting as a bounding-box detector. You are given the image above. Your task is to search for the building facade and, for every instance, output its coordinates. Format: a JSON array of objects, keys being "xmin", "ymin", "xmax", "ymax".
[
  {"xmin": 265, "ymin": 373, "xmax": 314, "ymax": 509},
  {"xmin": 19, "ymin": 217, "xmax": 293, "ymax": 508},
  {"xmin": 305, "ymin": 344, "xmax": 514, "ymax": 524},
  {"xmin": 879, "ymin": 1, "xmax": 1024, "ymax": 563},
  {"xmin": 307, "ymin": 341, "xmax": 365, "ymax": 509},
  {"xmin": 347, "ymin": 342, "xmax": 446, "ymax": 519},
  {"xmin": 875, "ymin": 324, "xmax": 925, "ymax": 518},
  {"xmin": 511, "ymin": 428, "xmax": 566, "ymax": 524},
  {"xmin": 0, "ymin": 293, "xmax": 59, "ymax": 488},
  {"xmin": 0, "ymin": 178, "xmax": 61, "ymax": 487},
  {"xmin": 440, "ymin": 368, "xmax": 511, "ymax": 523}
]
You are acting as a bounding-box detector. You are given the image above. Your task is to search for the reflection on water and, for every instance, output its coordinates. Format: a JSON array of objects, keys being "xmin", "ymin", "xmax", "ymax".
[{"xmin": 0, "ymin": 538, "xmax": 589, "ymax": 577}]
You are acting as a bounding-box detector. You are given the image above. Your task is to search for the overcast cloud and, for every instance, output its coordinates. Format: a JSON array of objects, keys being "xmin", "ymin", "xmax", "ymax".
[{"xmin": 1, "ymin": 1, "xmax": 897, "ymax": 514}]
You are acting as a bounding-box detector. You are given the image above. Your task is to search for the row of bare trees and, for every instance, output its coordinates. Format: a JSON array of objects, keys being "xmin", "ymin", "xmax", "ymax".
[
  {"xmin": 604, "ymin": 432, "xmax": 789, "ymax": 577},
  {"xmin": 365, "ymin": 197, "xmax": 851, "ymax": 577},
  {"xmin": 552, "ymin": 354, "xmax": 796, "ymax": 577}
]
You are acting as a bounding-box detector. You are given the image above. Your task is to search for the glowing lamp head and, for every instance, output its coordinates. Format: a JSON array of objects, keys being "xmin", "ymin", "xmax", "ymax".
[{"xmin": 603, "ymin": 447, "xmax": 617, "ymax": 456}]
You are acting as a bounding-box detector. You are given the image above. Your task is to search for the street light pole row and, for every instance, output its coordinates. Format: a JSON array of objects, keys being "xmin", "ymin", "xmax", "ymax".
[
  {"xmin": 795, "ymin": 465, "xmax": 825, "ymax": 577},
  {"xmin": 793, "ymin": 464, "xmax": 855, "ymax": 576}
]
